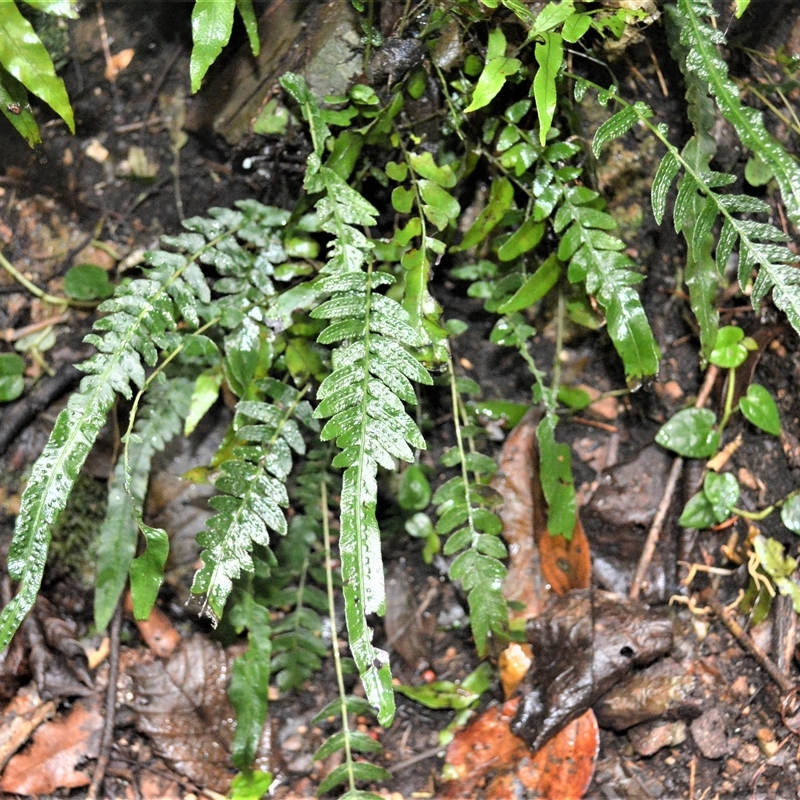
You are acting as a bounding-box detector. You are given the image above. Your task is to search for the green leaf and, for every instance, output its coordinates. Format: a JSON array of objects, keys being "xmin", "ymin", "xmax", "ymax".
[
  {"xmin": 408, "ymin": 151, "xmax": 457, "ymax": 188},
  {"xmin": 419, "ymin": 179, "xmax": 461, "ymax": 231},
  {"xmin": 230, "ymin": 605, "xmax": 271, "ymax": 770},
  {"xmin": 537, "ymin": 414, "xmax": 576, "ymax": 537},
  {"xmin": 0, "ymin": 352, "xmax": 24, "ymax": 402},
  {"xmin": 498, "ymin": 217, "xmax": 546, "ymax": 261},
  {"xmin": 317, "ymin": 762, "xmax": 393, "ymax": 797},
  {"xmin": 230, "ymin": 770, "xmax": 273, "ymax": 800},
  {"xmin": 651, "ymin": 151, "xmax": 680, "ymax": 225},
  {"xmin": 235, "ymin": 0, "xmax": 260, "ymax": 57},
  {"xmin": 313, "ymin": 730, "xmax": 383, "ymax": 762},
  {"xmin": 95, "ymin": 377, "xmax": 191, "ymax": 631},
  {"xmin": 391, "ymin": 185, "xmax": 414, "ymax": 214},
  {"xmin": 708, "ymin": 325, "xmax": 748, "ymax": 368},
  {"xmin": 592, "ymin": 104, "xmax": 650, "ymax": 157},
  {"xmin": 189, "ymin": 0, "xmax": 235, "ymax": 92},
  {"xmin": 398, "ymin": 465, "xmax": 431, "ymax": 511},
  {"xmin": 184, "ymin": 367, "xmax": 223, "ymax": 436},
  {"xmin": 0, "ymin": 0, "xmax": 74, "ymax": 131},
  {"xmin": 532, "ymin": 32, "xmax": 563, "ymax": 146},
  {"xmin": 561, "ymin": 12, "xmax": 592, "ymax": 43},
  {"xmin": 129, "ymin": 520, "xmax": 169, "ymax": 619},
  {"xmin": 0, "ymin": 65, "xmax": 40, "ymax": 146},
  {"xmin": 497, "ymin": 253, "xmax": 560, "ymax": 313},
  {"xmin": 454, "ymin": 177, "xmax": 513, "ymax": 252},
  {"xmin": 64, "ymin": 264, "xmax": 114, "ymax": 301},
  {"xmin": 739, "ymin": 383, "xmax": 781, "ymax": 436},
  {"xmin": 655, "ymin": 407, "xmax": 719, "ymax": 458},
  {"xmin": 678, "ymin": 491, "xmax": 716, "ymax": 528},
  {"xmin": 703, "ymin": 471, "xmax": 739, "ymax": 523},
  {"xmin": 465, "ymin": 30, "xmax": 521, "ymax": 113},
  {"xmin": 781, "ymin": 495, "xmax": 800, "ymax": 535}
]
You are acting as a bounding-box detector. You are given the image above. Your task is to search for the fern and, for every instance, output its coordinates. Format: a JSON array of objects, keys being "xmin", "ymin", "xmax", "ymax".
[
  {"xmin": 592, "ymin": 92, "xmax": 800, "ymax": 344},
  {"xmin": 191, "ymin": 378, "xmax": 316, "ymax": 622},
  {"xmin": 94, "ymin": 374, "xmax": 193, "ymax": 630},
  {"xmin": 0, "ymin": 248, "xmax": 213, "ymax": 649},
  {"xmin": 673, "ymin": 0, "xmax": 800, "ymax": 227},
  {"xmin": 438, "ymin": 365, "xmax": 507, "ymax": 656},
  {"xmin": 282, "ymin": 72, "xmax": 433, "ymax": 725}
]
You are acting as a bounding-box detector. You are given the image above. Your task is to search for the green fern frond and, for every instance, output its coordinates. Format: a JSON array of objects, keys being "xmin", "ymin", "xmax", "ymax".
[
  {"xmin": 0, "ymin": 249, "xmax": 215, "ymax": 649},
  {"xmin": 439, "ymin": 364, "xmax": 507, "ymax": 656},
  {"xmin": 555, "ymin": 182, "xmax": 661, "ymax": 383},
  {"xmin": 674, "ymin": 0, "xmax": 800, "ymax": 227},
  {"xmin": 94, "ymin": 375, "xmax": 193, "ymax": 631},
  {"xmin": 191, "ymin": 379, "xmax": 316, "ymax": 622}
]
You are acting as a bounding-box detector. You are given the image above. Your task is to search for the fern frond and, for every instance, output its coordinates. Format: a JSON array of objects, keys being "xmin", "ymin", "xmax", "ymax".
[
  {"xmin": 94, "ymin": 375, "xmax": 193, "ymax": 631},
  {"xmin": 0, "ymin": 249, "xmax": 215, "ymax": 648},
  {"xmin": 555, "ymin": 184, "xmax": 660, "ymax": 383},
  {"xmin": 312, "ymin": 270, "xmax": 432, "ymax": 725},
  {"xmin": 675, "ymin": 0, "xmax": 800, "ymax": 227},
  {"xmin": 438, "ymin": 364, "xmax": 507, "ymax": 655},
  {"xmin": 191, "ymin": 379, "xmax": 316, "ymax": 622}
]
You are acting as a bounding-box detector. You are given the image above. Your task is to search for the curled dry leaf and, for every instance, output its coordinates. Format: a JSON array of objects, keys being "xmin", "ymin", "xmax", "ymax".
[
  {"xmin": 0, "ymin": 695, "xmax": 102, "ymax": 795},
  {"xmin": 124, "ymin": 591, "xmax": 181, "ymax": 658}
]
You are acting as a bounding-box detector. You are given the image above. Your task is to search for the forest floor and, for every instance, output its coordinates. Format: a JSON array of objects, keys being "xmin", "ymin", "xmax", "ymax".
[{"xmin": 2, "ymin": 2, "xmax": 800, "ymax": 799}]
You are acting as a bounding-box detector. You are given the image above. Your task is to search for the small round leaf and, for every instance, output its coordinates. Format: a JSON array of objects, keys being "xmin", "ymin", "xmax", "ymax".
[
  {"xmin": 398, "ymin": 465, "xmax": 432, "ymax": 511},
  {"xmin": 708, "ymin": 325, "xmax": 748, "ymax": 368},
  {"xmin": 703, "ymin": 471, "xmax": 739, "ymax": 523},
  {"xmin": 655, "ymin": 408, "xmax": 719, "ymax": 458},
  {"xmin": 781, "ymin": 495, "xmax": 800, "ymax": 536},
  {"xmin": 739, "ymin": 383, "xmax": 781, "ymax": 436},
  {"xmin": 64, "ymin": 263, "xmax": 114, "ymax": 300},
  {"xmin": 679, "ymin": 491, "xmax": 716, "ymax": 529}
]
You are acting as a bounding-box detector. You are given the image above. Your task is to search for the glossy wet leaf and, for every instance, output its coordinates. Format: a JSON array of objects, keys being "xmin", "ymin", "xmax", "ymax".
[
  {"xmin": 230, "ymin": 770, "xmax": 273, "ymax": 800},
  {"xmin": 703, "ymin": 471, "xmax": 739, "ymax": 523},
  {"xmin": 739, "ymin": 383, "xmax": 781, "ymax": 436},
  {"xmin": 0, "ymin": 1, "xmax": 74, "ymax": 133},
  {"xmin": 497, "ymin": 217, "xmax": 546, "ymax": 261},
  {"xmin": 678, "ymin": 491, "xmax": 716, "ymax": 529},
  {"xmin": 408, "ymin": 151, "xmax": 457, "ymax": 188},
  {"xmin": 655, "ymin": 408, "xmax": 719, "ymax": 458},
  {"xmin": 189, "ymin": 0, "xmax": 235, "ymax": 92}
]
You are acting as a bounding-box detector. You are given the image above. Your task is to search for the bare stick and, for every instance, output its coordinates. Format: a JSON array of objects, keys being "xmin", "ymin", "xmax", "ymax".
[{"xmin": 629, "ymin": 366, "xmax": 719, "ymax": 600}]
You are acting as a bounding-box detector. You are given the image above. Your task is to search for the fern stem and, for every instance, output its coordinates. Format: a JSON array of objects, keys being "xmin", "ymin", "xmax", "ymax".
[{"xmin": 321, "ymin": 480, "xmax": 358, "ymax": 795}]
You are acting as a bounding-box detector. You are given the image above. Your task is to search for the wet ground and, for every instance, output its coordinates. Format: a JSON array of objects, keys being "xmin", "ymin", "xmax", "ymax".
[{"xmin": 2, "ymin": 2, "xmax": 800, "ymax": 798}]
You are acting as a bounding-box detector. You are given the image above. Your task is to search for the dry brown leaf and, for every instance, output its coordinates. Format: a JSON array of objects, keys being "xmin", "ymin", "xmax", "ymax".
[
  {"xmin": 0, "ymin": 695, "xmax": 102, "ymax": 795},
  {"xmin": 129, "ymin": 635, "xmax": 236, "ymax": 792},
  {"xmin": 0, "ymin": 683, "xmax": 56, "ymax": 772}
]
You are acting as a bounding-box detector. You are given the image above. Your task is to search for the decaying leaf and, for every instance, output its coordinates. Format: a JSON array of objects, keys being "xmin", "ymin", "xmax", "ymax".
[
  {"xmin": 0, "ymin": 683, "xmax": 56, "ymax": 773},
  {"xmin": 0, "ymin": 695, "xmax": 102, "ymax": 795},
  {"xmin": 129, "ymin": 635, "xmax": 237, "ymax": 792},
  {"xmin": 442, "ymin": 698, "xmax": 598, "ymax": 799}
]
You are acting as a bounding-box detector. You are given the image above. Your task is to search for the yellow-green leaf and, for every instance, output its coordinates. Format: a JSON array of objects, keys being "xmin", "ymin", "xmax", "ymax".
[{"xmin": 190, "ymin": 0, "xmax": 236, "ymax": 93}]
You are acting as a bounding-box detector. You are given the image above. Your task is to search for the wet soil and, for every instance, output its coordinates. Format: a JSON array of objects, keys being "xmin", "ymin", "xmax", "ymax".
[{"xmin": 2, "ymin": 2, "xmax": 800, "ymax": 799}]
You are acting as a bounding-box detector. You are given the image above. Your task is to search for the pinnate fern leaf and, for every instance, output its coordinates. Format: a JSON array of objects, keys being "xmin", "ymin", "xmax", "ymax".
[
  {"xmin": 0, "ymin": 254, "xmax": 213, "ymax": 649},
  {"xmin": 555, "ymin": 185, "xmax": 660, "ymax": 382},
  {"xmin": 94, "ymin": 375, "xmax": 193, "ymax": 631},
  {"xmin": 676, "ymin": 0, "xmax": 800, "ymax": 227},
  {"xmin": 192, "ymin": 379, "xmax": 316, "ymax": 622}
]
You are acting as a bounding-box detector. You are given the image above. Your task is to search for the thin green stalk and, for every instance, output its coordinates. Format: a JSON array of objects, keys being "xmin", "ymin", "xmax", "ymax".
[
  {"xmin": 0, "ymin": 250, "xmax": 96, "ymax": 310},
  {"xmin": 321, "ymin": 480, "xmax": 357, "ymax": 795}
]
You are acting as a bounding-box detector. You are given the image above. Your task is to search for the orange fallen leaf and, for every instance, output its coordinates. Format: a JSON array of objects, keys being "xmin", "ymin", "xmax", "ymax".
[
  {"xmin": 105, "ymin": 47, "xmax": 135, "ymax": 81},
  {"xmin": 125, "ymin": 591, "xmax": 181, "ymax": 657},
  {"xmin": 0, "ymin": 696, "xmax": 102, "ymax": 795},
  {"xmin": 442, "ymin": 698, "xmax": 598, "ymax": 799}
]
